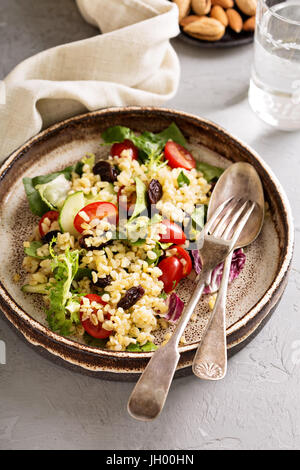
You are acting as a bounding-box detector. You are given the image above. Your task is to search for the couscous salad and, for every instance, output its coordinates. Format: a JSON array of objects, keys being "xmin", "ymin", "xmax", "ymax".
[{"xmin": 21, "ymin": 123, "xmax": 245, "ymax": 351}]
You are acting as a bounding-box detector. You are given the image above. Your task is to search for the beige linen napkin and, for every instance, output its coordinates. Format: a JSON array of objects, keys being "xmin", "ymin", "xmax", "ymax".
[{"xmin": 0, "ymin": 0, "xmax": 180, "ymax": 162}]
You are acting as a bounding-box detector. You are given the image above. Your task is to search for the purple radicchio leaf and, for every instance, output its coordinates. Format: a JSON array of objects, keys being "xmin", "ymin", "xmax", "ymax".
[
  {"xmin": 191, "ymin": 249, "xmax": 202, "ymax": 275},
  {"xmin": 165, "ymin": 293, "xmax": 185, "ymax": 323},
  {"xmin": 191, "ymin": 248, "xmax": 246, "ymax": 294}
]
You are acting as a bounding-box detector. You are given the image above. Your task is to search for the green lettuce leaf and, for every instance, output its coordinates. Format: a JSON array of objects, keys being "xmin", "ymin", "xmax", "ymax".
[
  {"xmin": 129, "ymin": 238, "xmax": 146, "ymax": 247},
  {"xmin": 83, "ymin": 333, "xmax": 108, "ymax": 348},
  {"xmin": 159, "ymin": 291, "xmax": 168, "ymax": 300},
  {"xmin": 196, "ymin": 162, "xmax": 224, "ymax": 182},
  {"xmin": 177, "ymin": 171, "xmax": 190, "ymax": 188},
  {"xmin": 24, "ymin": 241, "xmax": 49, "ymax": 259},
  {"xmin": 157, "ymin": 122, "xmax": 187, "ymax": 147},
  {"xmin": 101, "ymin": 123, "xmax": 187, "ymax": 161},
  {"xmin": 23, "ymin": 178, "xmax": 50, "ymax": 217},
  {"xmin": 75, "ymin": 153, "xmax": 96, "ymax": 177},
  {"xmin": 157, "ymin": 241, "xmax": 172, "ymax": 250},
  {"xmin": 23, "ymin": 165, "xmax": 74, "ymax": 216},
  {"xmin": 127, "ymin": 341, "xmax": 158, "ymax": 352},
  {"xmin": 145, "ymin": 244, "xmax": 162, "ymax": 266},
  {"xmin": 74, "ymin": 267, "xmax": 92, "ymax": 281},
  {"xmin": 101, "ymin": 126, "xmax": 134, "ymax": 145}
]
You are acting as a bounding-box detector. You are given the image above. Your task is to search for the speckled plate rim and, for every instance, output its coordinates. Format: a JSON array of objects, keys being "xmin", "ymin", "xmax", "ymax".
[{"xmin": 0, "ymin": 106, "xmax": 294, "ymax": 371}]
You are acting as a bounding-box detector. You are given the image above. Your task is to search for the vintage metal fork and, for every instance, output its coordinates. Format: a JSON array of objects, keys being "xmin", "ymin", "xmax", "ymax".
[
  {"xmin": 127, "ymin": 197, "xmax": 256, "ymax": 421},
  {"xmin": 192, "ymin": 200, "xmax": 256, "ymax": 380}
]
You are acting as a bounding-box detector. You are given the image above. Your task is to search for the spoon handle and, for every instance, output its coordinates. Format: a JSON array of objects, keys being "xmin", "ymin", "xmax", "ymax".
[
  {"xmin": 192, "ymin": 251, "xmax": 233, "ymax": 380},
  {"xmin": 127, "ymin": 275, "xmax": 207, "ymax": 421}
]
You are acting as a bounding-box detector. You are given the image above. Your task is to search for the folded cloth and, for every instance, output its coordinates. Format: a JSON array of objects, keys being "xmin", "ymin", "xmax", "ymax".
[{"xmin": 0, "ymin": 0, "xmax": 180, "ymax": 162}]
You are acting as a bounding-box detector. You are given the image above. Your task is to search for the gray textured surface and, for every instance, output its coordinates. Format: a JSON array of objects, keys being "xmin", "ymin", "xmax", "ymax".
[{"xmin": 0, "ymin": 0, "xmax": 299, "ymax": 451}]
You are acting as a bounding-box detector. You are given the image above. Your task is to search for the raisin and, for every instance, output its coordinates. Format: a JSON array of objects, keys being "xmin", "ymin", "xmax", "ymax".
[
  {"xmin": 147, "ymin": 179, "xmax": 163, "ymax": 205},
  {"xmin": 79, "ymin": 235, "xmax": 90, "ymax": 250},
  {"xmin": 117, "ymin": 285, "xmax": 145, "ymax": 310},
  {"xmin": 93, "ymin": 160, "xmax": 118, "ymax": 183},
  {"xmin": 119, "ymin": 189, "xmax": 137, "ymax": 217},
  {"xmin": 210, "ymin": 180, "xmax": 217, "ymax": 193},
  {"xmin": 42, "ymin": 230, "xmax": 61, "ymax": 244},
  {"xmin": 94, "ymin": 275, "xmax": 112, "ymax": 288},
  {"xmin": 79, "ymin": 235, "xmax": 113, "ymax": 251}
]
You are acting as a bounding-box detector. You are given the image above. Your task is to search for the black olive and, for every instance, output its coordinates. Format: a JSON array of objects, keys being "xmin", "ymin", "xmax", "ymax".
[
  {"xmin": 79, "ymin": 235, "xmax": 113, "ymax": 251},
  {"xmin": 42, "ymin": 230, "xmax": 61, "ymax": 244},
  {"xmin": 147, "ymin": 179, "xmax": 163, "ymax": 205},
  {"xmin": 94, "ymin": 275, "xmax": 112, "ymax": 288},
  {"xmin": 93, "ymin": 160, "xmax": 118, "ymax": 183},
  {"xmin": 117, "ymin": 285, "xmax": 145, "ymax": 310}
]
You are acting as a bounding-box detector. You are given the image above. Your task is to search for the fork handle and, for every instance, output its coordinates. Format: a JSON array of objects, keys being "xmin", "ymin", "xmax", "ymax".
[
  {"xmin": 128, "ymin": 275, "xmax": 207, "ymax": 421},
  {"xmin": 192, "ymin": 251, "xmax": 233, "ymax": 380}
]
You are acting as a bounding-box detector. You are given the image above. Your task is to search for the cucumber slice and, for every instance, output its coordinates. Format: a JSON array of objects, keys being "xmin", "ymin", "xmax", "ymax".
[
  {"xmin": 129, "ymin": 177, "xmax": 147, "ymax": 221},
  {"xmin": 59, "ymin": 191, "xmax": 85, "ymax": 236},
  {"xmin": 22, "ymin": 284, "xmax": 48, "ymax": 294}
]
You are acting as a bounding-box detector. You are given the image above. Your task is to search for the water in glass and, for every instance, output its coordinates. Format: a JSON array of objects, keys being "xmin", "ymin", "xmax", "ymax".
[{"xmin": 249, "ymin": 0, "xmax": 300, "ymax": 130}]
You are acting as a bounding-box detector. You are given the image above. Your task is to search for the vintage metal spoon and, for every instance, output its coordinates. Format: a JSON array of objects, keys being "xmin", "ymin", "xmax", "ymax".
[
  {"xmin": 192, "ymin": 162, "xmax": 265, "ymax": 380},
  {"xmin": 128, "ymin": 194, "xmax": 255, "ymax": 421}
]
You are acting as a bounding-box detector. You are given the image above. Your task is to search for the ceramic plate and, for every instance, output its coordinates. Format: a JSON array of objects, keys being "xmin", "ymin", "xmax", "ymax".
[{"xmin": 0, "ymin": 107, "xmax": 294, "ymax": 380}]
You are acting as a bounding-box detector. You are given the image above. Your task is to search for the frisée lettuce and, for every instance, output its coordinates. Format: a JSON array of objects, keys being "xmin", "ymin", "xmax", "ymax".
[{"xmin": 46, "ymin": 240, "xmax": 82, "ymax": 335}]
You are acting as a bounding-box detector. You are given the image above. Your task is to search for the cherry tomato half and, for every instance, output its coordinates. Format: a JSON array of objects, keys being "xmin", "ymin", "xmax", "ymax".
[
  {"xmin": 111, "ymin": 140, "xmax": 139, "ymax": 160},
  {"xmin": 159, "ymin": 220, "xmax": 186, "ymax": 245},
  {"xmin": 158, "ymin": 256, "xmax": 183, "ymax": 293},
  {"xmin": 117, "ymin": 186, "xmax": 136, "ymax": 217},
  {"xmin": 39, "ymin": 211, "xmax": 59, "ymax": 238},
  {"xmin": 164, "ymin": 141, "xmax": 196, "ymax": 170},
  {"xmin": 166, "ymin": 245, "xmax": 192, "ymax": 278},
  {"xmin": 74, "ymin": 202, "xmax": 118, "ymax": 234},
  {"xmin": 80, "ymin": 294, "xmax": 112, "ymax": 339}
]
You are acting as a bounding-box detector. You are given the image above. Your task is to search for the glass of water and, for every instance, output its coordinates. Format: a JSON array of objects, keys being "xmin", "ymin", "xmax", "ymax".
[{"xmin": 249, "ymin": 0, "xmax": 300, "ymax": 130}]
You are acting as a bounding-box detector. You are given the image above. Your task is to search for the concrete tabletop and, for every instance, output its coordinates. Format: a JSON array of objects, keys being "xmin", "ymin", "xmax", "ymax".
[{"xmin": 0, "ymin": 0, "xmax": 299, "ymax": 451}]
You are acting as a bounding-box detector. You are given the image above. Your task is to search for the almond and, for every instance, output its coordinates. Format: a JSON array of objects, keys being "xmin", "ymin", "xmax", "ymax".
[
  {"xmin": 191, "ymin": 0, "xmax": 211, "ymax": 15},
  {"xmin": 243, "ymin": 15, "xmax": 256, "ymax": 31},
  {"xmin": 173, "ymin": 0, "xmax": 192, "ymax": 21},
  {"xmin": 184, "ymin": 16, "xmax": 225, "ymax": 41},
  {"xmin": 235, "ymin": 0, "xmax": 257, "ymax": 16},
  {"xmin": 211, "ymin": 0, "xmax": 234, "ymax": 8},
  {"xmin": 210, "ymin": 5, "xmax": 228, "ymax": 27},
  {"xmin": 226, "ymin": 8, "xmax": 243, "ymax": 33},
  {"xmin": 180, "ymin": 15, "xmax": 202, "ymax": 27}
]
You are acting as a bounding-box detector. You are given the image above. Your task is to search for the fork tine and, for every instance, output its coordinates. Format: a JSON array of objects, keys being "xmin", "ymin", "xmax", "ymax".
[
  {"xmin": 228, "ymin": 202, "xmax": 256, "ymax": 247},
  {"xmin": 204, "ymin": 197, "xmax": 235, "ymax": 235},
  {"xmin": 219, "ymin": 200, "xmax": 249, "ymax": 240},
  {"xmin": 211, "ymin": 199, "xmax": 244, "ymax": 238}
]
